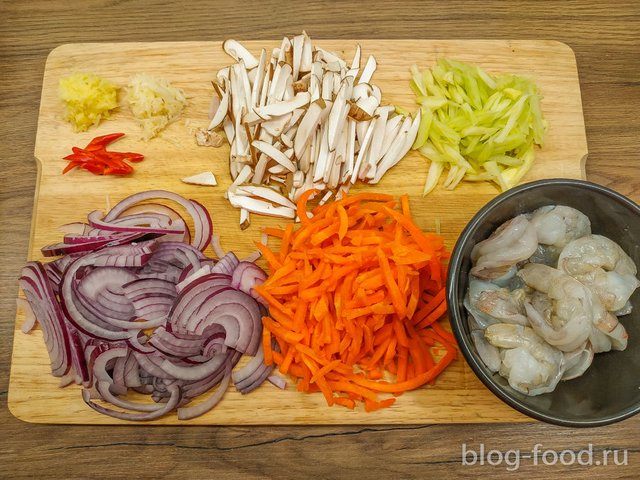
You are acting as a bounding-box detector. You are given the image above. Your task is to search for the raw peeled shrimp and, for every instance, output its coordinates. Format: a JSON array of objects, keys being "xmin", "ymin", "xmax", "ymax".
[
  {"xmin": 470, "ymin": 215, "xmax": 538, "ymax": 279},
  {"xmin": 464, "ymin": 279, "xmax": 528, "ymax": 328},
  {"xmin": 558, "ymin": 234, "xmax": 640, "ymax": 312},
  {"xmin": 517, "ymin": 264, "xmax": 594, "ymax": 352},
  {"xmin": 562, "ymin": 343, "xmax": 594, "ymax": 380},
  {"xmin": 591, "ymin": 311, "xmax": 628, "ymax": 352},
  {"xmin": 484, "ymin": 323, "xmax": 565, "ymax": 396},
  {"xmin": 529, "ymin": 205, "xmax": 591, "ymax": 249}
]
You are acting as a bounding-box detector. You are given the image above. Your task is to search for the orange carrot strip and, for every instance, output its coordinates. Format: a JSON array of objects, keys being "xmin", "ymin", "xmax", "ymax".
[
  {"xmin": 353, "ymin": 347, "xmax": 456, "ymax": 393},
  {"xmin": 297, "ymin": 188, "xmax": 319, "ymax": 226},
  {"xmin": 431, "ymin": 321, "xmax": 457, "ymax": 346},
  {"xmin": 263, "ymin": 226, "xmax": 285, "ymax": 237},
  {"xmin": 279, "ymin": 223, "xmax": 295, "ymax": 262},
  {"xmin": 337, "ymin": 204, "xmax": 349, "ymax": 241},
  {"xmin": 365, "ymin": 397, "xmax": 396, "ymax": 412},
  {"xmin": 415, "ymin": 300, "xmax": 448, "ymax": 329},
  {"xmin": 377, "ymin": 249, "xmax": 407, "ymax": 319},
  {"xmin": 254, "ymin": 241, "xmax": 283, "ymax": 270},
  {"xmin": 400, "ymin": 193, "xmax": 411, "ymax": 217},
  {"xmin": 333, "ymin": 397, "xmax": 356, "ymax": 409},
  {"xmin": 310, "ymin": 359, "xmax": 344, "ymax": 384},
  {"xmin": 411, "ymin": 287, "xmax": 446, "ymax": 326},
  {"xmin": 262, "ymin": 328, "xmax": 273, "ymax": 366}
]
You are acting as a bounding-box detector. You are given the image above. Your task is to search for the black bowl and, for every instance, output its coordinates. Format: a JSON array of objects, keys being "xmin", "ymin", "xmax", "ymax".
[{"xmin": 447, "ymin": 179, "xmax": 640, "ymax": 427}]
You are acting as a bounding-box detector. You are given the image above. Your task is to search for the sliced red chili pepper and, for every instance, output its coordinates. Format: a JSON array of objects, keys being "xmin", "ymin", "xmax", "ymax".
[
  {"xmin": 85, "ymin": 133, "xmax": 126, "ymax": 151},
  {"xmin": 62, "ymin": 161, "xmax": 81, "ymax": 174},
  {"xmin": 62, "ymin": 133, "xmax": 144, "ymax": 176}
]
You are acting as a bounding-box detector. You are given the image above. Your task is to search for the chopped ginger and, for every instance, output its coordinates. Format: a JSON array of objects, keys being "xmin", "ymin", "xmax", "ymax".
[{"xmin": 59, "ymin": 73, "xmax": 119, "ymax": 132}]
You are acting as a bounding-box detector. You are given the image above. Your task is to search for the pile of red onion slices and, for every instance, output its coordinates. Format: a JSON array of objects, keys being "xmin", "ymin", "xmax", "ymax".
[{"xmin": 19, "ymin": 190, "xmax": 280, "ymax": 421}]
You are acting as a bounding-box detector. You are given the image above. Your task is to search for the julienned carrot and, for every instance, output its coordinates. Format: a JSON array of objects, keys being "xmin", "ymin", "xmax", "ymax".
[{"xmin": 255, "ymin": 192, "xmax": 456, "ymax": 411}]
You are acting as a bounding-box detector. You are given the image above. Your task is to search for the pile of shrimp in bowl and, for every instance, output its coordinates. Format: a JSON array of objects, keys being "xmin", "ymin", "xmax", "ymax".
[{"xmin": 465, "ymin": 205, "xmax": 640, "ymax": 396}]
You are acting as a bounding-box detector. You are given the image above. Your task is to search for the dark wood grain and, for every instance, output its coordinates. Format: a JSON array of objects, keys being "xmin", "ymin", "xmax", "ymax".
[{"xmin": 1, "ymin": 1, "xmax": 638, "ymax": 478}]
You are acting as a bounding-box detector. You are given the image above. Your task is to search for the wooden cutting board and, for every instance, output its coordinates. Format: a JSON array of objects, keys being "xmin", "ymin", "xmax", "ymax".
[{"xmin": 9, "ymin": 40, "xmax": 587, "ymax": 424}]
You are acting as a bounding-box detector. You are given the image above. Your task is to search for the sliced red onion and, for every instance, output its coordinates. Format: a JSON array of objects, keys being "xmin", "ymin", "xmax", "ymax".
[
  {"xmin": 211, "ymin": 234, "xmax": 226, "ymax": 258},
  {"xmin": 188, "ymin": 290, "xmax": 262, "ymax": 355},
  {"xmin": 232, "ymin": 344, "xmax": 274, "ymax": 394},
  {"xmin": 19, "ymin": 262, "xmax": 71, "ymax": 377},
  {"xmin": 211, "ymin": 251, "xmax": 239, "ymax": 275},
  {"xmin": 59, "ymin": 222, "xmax": 91, "ymax": 234},
  {"xmin": 159, "ymin": 354, "xmax": 227, "ymax": 381},
  {"xmin": 102, "ymin": 190, "xmax": 212, "ymax": 251},
  {"xmin": 175, "ymin": 264, "xmax": 213, "ymax": 294},
  {"xmin": 17, "ymin": 297, "xmax": 36, "ymax": 334},
  {"xmin": 82, "ymin": 383, "xmax": 181, "ymax": 421},
  {"xmin": 87, "ymin": 210, "xmax": 185, "ymax": 236},
  {"xmin": 177, "ymin": 363, "xmax": 231, "ymax": 420},
  {"xmin": 231, "ymin": 261, "xmax": 268, "ymax": 304},
  {"xmin": 20, "ymin": 190, "xmax": 272, "ymax": 421},
  {"xmin": 268, "ymin": 374, "xmax": 287, "ymax": 390}
]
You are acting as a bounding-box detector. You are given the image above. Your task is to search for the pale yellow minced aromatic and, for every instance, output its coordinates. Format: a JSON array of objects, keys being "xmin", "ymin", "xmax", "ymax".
[
  {"xmin": 58, "ymin": 73, "xmax": 119, "ymax": 132},
  {"xmin": 127, "ymin": 74, "xmax": 187, "ymax": 141}
]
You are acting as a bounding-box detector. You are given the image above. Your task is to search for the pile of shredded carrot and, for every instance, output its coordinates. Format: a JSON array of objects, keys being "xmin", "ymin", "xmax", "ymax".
[{"xmin": 254, "ymin": 191, "xmax": 457, "ymax": 411}]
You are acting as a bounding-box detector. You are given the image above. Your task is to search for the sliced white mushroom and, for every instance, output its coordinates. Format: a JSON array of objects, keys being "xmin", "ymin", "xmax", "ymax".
[
  {"xmin": 268, "ymin": 164, "xmax": 288, "ymax": 175},
  {"xmin": 371, "ymin": 111, "xmax": 420, "ymax": 183},
  {"xmin": 293, "ymin": 73, "xmax": 310, "ymax": 93},
  {"xmin": 230, "ymin": 164, "xmax": 254, "ymax": 189},
  {"xmin": 267, "ymin": 63, "xmax": 293, "ymax": 104},
  {"xmin": 223, "ymin": 39, "xmax": 259, "ymax": 69},
  {"xmin": 321, "ymin": 71, "xmax": 334, "ymax": 101},
  {"xmin": 327, "ymin": 79, "xmax": 351, "ymax": 151},
  {"xmin": 216, "ymin": 67, "xmax": 230, "ymax": 86},
  {"xmin": 239, "ymin": 208, "xmax": 251, "ymax": 230},
  {"xmin": 242, "ymin": 109, "xmax": 268, "ymax": 126},
  {"xmin": 228, "ymin": 192, "xmax": 295, "ymax": 219},
  {"xmin": 235, "ymin": 185, "xmax": 297, "ymax": 209},
  {"xmin": 365, "ymin": 107, "xmax": 389, "ymax": 169},
  {"xmin": 293, "ymin": 99, "xmax": 325, "ymax": 159},
  {"xmin": 181, "ymin": 171, "xmax": 217, "ymax": 186},
  {"xmin": 292, "ymin": 34, "xmax": 304, "ymax": 80},
  {"xmin": 280, "ymin": 132, "xmax": 294, "ymax": 149},
  {"xmin": 351, "ymin": 118, "xmax": 376, "ymax": 183},
  {"xmin": 355, "ymin": 95, "xmax": 380, "ymax": 117},
  {"xmin": 223, "ymin": 116, "xmax": 235, "ymax": 143},
  {"xmin": 315, "ymin": 47, "xmax": 347, "ymax": 69},
  {"xmin": 235, "ymin": 62, "xmax": 252, "ymax": 114},
  {"xmin": 318, "ymin": 190, "xmax": 333, "ymax": 206},
  {"xmin": 293, "ymin": 170, "xmax": 304, "ymax": 188},
  {"xmin": 371, "ymin": 85, "xmax": 382, "ymax": 103},
  {"xmin": 358, "ymin": 55, "xmax": 377, "ymax": 84},
  {"xmin": 341, "ymin": 118, "xmax": 357, "ymax": 184},
  {"xmin": 300, "ymin": 33, "xmax": 313, "ymax": 73},
  {"xmin": 256, "ymin": 91, "xmax": 311, "ymax": 117},
  {"xmin": 381, "ymin": 114, "xmax": 404, "ymax": 152},
  {"xmin": 276, "ymin": 36, "xmax": 292, "ymax": 65},
  {"xmin": 261, "ymin": 112, "xmax": 293, "ymax": 137},
  {"xmin": 352, "ymin": 82, "xmax": 373, "ymax": 102},
  {"xmin": 346, "ymin": 44, "xmax": 361, "ymax": 77},
  {"xmin": 252, "ymin": 140, "xmax": 296, "ymax": 172},
  {"xmin": 212, "ymin": 34, "xmax": 418, "ymax": 223},
  {"xmin": 309, "ymin": 61, "xmax": 323, "ymax": 101},
  {"xmin": 259, "ymin": 61, "xmax": 273, "ymax": 107},
  {"xmin": 252, "ymin": 155, "xmax": 268, "ymax": 184},
  {"xmin": 250, "ymin": 49, "xmax": 268, "ymax": 107},
  {"xmin": 313, "ymin": 125, "xmax": 331, "ymax": 182}
]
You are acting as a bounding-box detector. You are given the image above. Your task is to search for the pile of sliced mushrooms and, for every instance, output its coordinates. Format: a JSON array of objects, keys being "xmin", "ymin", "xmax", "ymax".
[{"xmin": 207, "ymin": 32, "xmax": 420, "ymax": 227}]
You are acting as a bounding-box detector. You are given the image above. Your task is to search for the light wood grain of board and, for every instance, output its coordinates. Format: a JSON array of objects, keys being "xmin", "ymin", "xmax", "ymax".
[{"xmin": 9, "ymin": 39, "xmax": 586, "ymax": 425}]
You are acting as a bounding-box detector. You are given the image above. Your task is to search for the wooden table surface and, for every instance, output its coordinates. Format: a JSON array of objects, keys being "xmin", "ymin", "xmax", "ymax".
[{"xmin": 1, "ymin": 1, "xmax": 638, "ymax": 478}]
